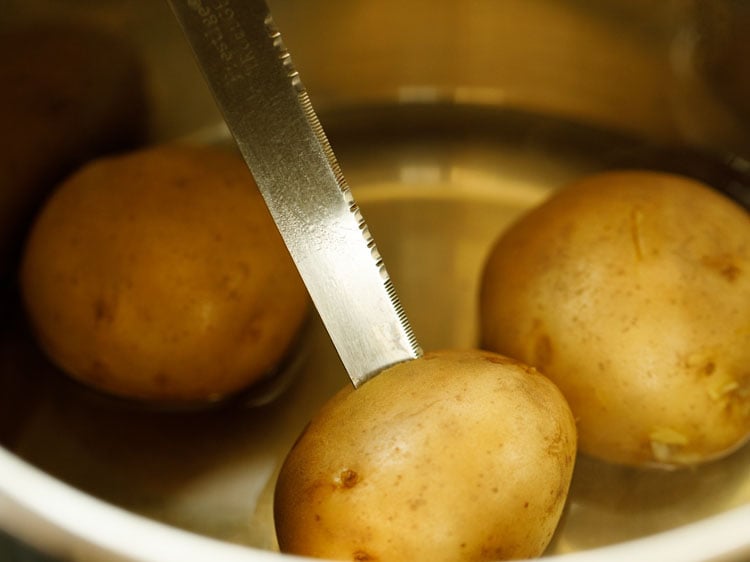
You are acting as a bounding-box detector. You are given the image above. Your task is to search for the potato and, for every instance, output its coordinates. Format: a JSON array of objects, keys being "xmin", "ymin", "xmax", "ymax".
[
  {"xmin": 274, "ymin": 349, "xmax": 577, "ymax": 562},
  {"xmin": 480, "ymin": 170, "xmax": 750, "ymax": 468},
  {"xmin": 20, "ymin": 144, "xmax": 308, "ymax": 404}
]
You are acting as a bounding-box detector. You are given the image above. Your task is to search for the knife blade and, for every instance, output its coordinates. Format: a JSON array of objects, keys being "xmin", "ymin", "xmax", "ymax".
[{"xmin": 167, "ymin": 0, "xmax": 422, "ymax": 387}]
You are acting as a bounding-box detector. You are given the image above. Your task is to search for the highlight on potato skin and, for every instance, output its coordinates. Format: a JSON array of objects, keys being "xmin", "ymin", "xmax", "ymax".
[
  {"xmin": 479, "ymin": 170, "xmax": 750, "ymax": 468},
  {"xmin": 274, "ymin": 349, "xmax": 577, "ymax": 562},
  {"xmin": 19, "ymin": 144, "xmax": 309, "ymax": 404}
]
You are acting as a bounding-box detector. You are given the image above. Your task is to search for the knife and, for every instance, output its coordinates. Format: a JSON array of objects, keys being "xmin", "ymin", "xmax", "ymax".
[{"xmin": 167, "ymin": 0, "xmax": 422, "ymax": 387}]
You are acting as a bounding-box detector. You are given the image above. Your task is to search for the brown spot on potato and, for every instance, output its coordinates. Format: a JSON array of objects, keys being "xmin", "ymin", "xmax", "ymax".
[
  {"xmin": 409, "ymin": 497, "xmax": 426, "ymax": 510},
  {"xmin": 239, "ymin": 316, "xmax": 263, "ymax": 342},
  {"xmin": 704, "ymin": 362, "xmax": 716, "ymax": 375},
  {"xmin": 480, "ymin": 544, "xmax": 507, "ymax": 560},
  {"xmin": 93, "ymin": 297, "xmax": 115, "ymax": 324},
  {"xmin": 720, "ymin": 263, "xmax": 741, "ymax": 281},
  {"xmin": 153, "ymin": 372, "xmax": 170, "ymax": 389},
  {"xmin": 353, "ymin": 550, "xmax": 375, "ymax": 561},
  {"xmin": 337, "ymin": 469, "xmax": 359, "ymax": 489},
  {"xmin": 701, "ymin": 255, "xmax": 742, "ymax": 282},
  {"xmin": 85, "ymin": 360, "xmax": 109, "ymax": 384}
]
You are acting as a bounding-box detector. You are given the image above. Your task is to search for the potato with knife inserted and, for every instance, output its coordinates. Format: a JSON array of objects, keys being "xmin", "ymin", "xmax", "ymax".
[
  {"xmin": 20, "ymin": 144, "xmax": 309, "ymax": 404},
  {"xmin": 274, "ymin": 349, "xmax": 577, "ymax": 562}
]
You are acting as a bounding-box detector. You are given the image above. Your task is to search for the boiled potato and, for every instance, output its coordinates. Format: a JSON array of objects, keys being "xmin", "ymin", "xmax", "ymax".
[
  {"xmin": 480, "ymin": 170, "xmax": 750, "ymax": 468},
  {"xmin": 20, "ymin": 144, "xmax": 308, "ymax": 403},
  {"xmin": 274, "ymin": 349, "xmax": 577, "ymax": 562}
]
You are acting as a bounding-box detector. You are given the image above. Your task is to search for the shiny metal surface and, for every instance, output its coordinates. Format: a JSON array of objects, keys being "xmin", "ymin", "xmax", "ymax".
[
  {"xmin": 1, "ymin": 1, "xmax": 750, "ymax": 561},
  {"xmin": 167, "ymin": 0, "xmax": 421, "ymax": 386}
]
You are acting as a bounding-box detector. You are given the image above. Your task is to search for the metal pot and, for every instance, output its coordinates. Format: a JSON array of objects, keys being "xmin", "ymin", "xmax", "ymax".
[{"xmin": 1, "ymin": 1, "xmax": 749, "ymax": 560}]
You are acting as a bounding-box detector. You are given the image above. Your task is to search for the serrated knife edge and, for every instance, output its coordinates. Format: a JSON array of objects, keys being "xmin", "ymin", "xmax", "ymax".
[{"xmin": 167, "ymin": 0, "xmax": 422, "ymax": 386}]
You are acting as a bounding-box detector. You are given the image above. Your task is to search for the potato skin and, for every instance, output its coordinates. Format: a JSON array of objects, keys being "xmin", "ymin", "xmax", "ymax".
[
  {"xmin": 274, "ymin": 349, "xmax": 576, "ymax": 562},
  {"xmin": 480, "ymin": 170, "xmax": 750, "ymax": 467},
  {"xmin": 20, "ymin": 144, "xmax": 308, "ymax": 403}
]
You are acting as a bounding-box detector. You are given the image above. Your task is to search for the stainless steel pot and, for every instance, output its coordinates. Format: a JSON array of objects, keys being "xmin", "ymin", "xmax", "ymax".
[{"xmin": 1, "ymin": 1, "xmax": 749, "ymax": 561}]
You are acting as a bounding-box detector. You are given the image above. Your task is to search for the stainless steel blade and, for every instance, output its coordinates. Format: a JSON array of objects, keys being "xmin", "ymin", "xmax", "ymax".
[{"xmin": 167, "ymin": 0, "xmax": 422, "ymax": 386}]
